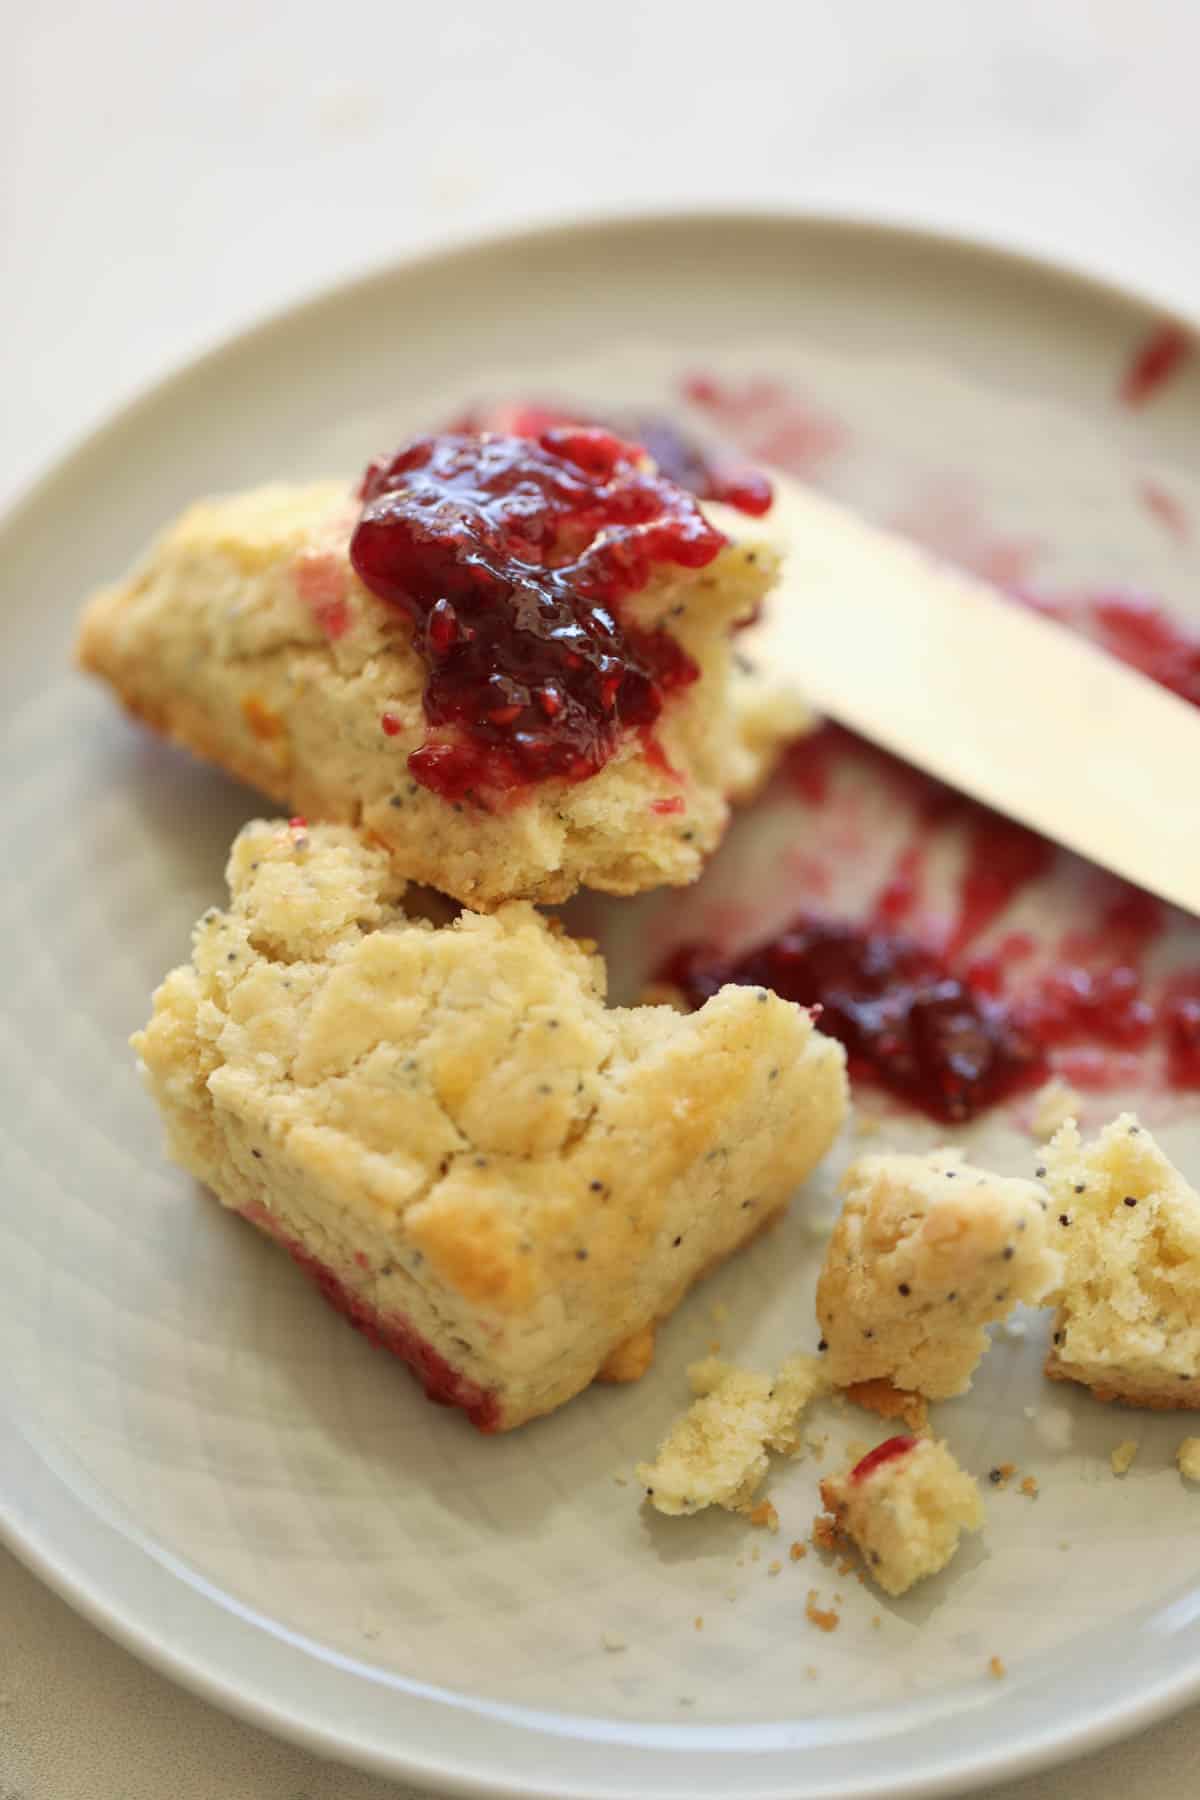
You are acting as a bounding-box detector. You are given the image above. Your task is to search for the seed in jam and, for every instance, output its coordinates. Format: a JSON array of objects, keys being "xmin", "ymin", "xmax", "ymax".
[
  {"xmin": 659, "ymin": 915, "xmax": 1042, "ymax": 1125},
  {"xmin": 350, "ymin": 430, "xmax": 726, "ymax": 803}
]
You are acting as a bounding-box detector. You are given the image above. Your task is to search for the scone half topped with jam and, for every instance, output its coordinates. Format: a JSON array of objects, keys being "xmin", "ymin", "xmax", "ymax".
[
  {"xmin": 134, "ymin": 819, "xmax": 848, "ymax": 1431},
  {"xmin": 78, "ymin": 427, "xmax": 783, "ymax": 907}
]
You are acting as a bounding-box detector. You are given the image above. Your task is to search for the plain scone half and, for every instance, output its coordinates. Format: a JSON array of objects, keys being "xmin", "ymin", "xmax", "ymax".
[
  {"xmin": 134, "ymin": 819, "xmax": 849, "ymax": 1431},
  {"xmin": 76, "ymin": 432, "xmax": 799, "ymax": 908}
]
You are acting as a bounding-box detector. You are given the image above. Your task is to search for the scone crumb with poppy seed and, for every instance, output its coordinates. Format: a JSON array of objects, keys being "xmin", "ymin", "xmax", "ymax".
[
  {"xmin": 1042, "ymin": 1116, "xmax": 1200, "ymax": 1409},
  {"xmin": 636, "ymin": 1352, "xmax": 828, "ymax": 1517},
  {"xmin": 817, "ymin": 1148, "xmax": 1061, "ymax": 1403},
  {"xmin": 819, "ymin": 1437, "xmax": 984, "ymax": 1596}
]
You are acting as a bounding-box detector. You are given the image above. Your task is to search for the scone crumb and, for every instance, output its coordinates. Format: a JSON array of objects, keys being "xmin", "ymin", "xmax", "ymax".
[
  {"xmin": 987, "ymin": 1462, "xmax": 1017, "ymax": 1491},
  {"xmin": 745, "ymin": 1500, "xmax": 779, "ymax": 1532},
  {"xmin": 1042, "ymin": 1115, "xmax": 1200, "ymax": 1408},
  {"xmin": 1019, "ymin": 1475, "xmax": 1039, "ymax": 1499},
  {"xmin": 811, "ymin": 1513, "xmax": 843, "ymax": 1554},
  {"xmin": 767, "ymin": 1559, "xmax": 783, "ymax": 1576},
  {"xmin": 844, "ymin": 1378, "xmax": 929, "ymax": 1434},
  {"xmin": 789, "ymin": 1541, "xmax": 808, "ymax": 1561},
  {"xmin": 637, "ymin": 1351, "xmax": 827, "ymax": 1517},
  {"xmin": 602, "ymin": 1633, "xmax": 628, "ymax": 1653},
  {"xmin": 694, "ymin": 1616, "xmax": 704, "ymax": 1631},
  {"xmin": 821, "ymin": 1437, "xmax": 984, "ymax": 1596},
  {"xmin": 805, "ymin": 1591, "xmax": 840, "ymax": 1633},
  {"xmin": 817, "ymin": 1147, "xmax": 1061, "ymax": 1403},
  {"xmin": 871, "ymin": 1614, "xmax": 882, "ymax": 1630},
  {"xmin": 1177, "ymin": 1438, "xmax": 1200, "ymax": 1482},
  {"xmin": 989, "ymin": 1656, "xmax": 1007, "ymax": 1680},
  {"xmin": 1111, "ymin": 1440, "xmax": 1139, "ymax": 1476}
]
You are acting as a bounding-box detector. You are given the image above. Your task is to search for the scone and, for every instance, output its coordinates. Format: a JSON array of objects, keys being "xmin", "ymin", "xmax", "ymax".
[
  {"xmin": 77, "ymin": 428, "xmax": 784, "ymax": 908},
  {"xmin": 1043, "ymin": 1115, "xmax": 1200, "ymax": 1408},
  {"xmin": 816, "ymin": 1148, "xmax": 1061, "ymax": 1401},
  {"xmin": 818, "ymin": 1435, "xmax": 984, "ymax": 1596},
  {"xmin": 636, "ymin": 1351, "xmax": 828, "ymax": 1516},
  {"xmin": 134, "ymin": 819, "xmax": 848, "ymax": 1431}
]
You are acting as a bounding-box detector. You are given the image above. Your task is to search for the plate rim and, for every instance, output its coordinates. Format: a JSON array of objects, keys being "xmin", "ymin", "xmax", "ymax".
[{"xmin": 3, "ymin": 203, "xmax": 1200, "ymax": 1800}]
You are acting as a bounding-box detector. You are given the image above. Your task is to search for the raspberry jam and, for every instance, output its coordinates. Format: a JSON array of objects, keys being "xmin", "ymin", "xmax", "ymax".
[
  {"xmin": 850, "ymin": 1435, "xmax": 918, "ymax": 1484},
  {"xmin": 350, "ymin": 430, "xmax": 725, "ymax": 802},
  {"xmin": 449, "ymin": 401, "xmax": 774, "ymax": 517},
  {"xmin": 660, "ymin": 916, "xmax": 1042, "ymax": 1125},
  {"xmin": 240, "ymin": 1203, "xmax": 500, "ymax": 1430},
  {"xmin": 1087, "ymin": 594, "xmax": 1200, "ymax": 708},
  {"xmin": 1121, "ymin": 323, "xmax": 1191, "ymax": 407}
]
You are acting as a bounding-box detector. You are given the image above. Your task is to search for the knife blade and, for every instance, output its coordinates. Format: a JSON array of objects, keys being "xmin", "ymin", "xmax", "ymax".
[{"xmin": 750, "ymin": 472, "xmax": 1200, "ymax": 918}]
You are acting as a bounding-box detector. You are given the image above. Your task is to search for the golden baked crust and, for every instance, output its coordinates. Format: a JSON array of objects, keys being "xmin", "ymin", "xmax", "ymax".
[
  {"xmin": 819, "ymin": 1437, "xmax": 984, "ymax": 1596},
  {"xmin": 816, "ymin": 1148, "xmax": 1061, "ymax": 1401},
  {"xmin": 134, "ymin": 819, "xmax": 848, "ymax": 1430},
  {"xmin": 1042, "ymin": 1115, "xmax": 1200, "ymax": 1409},
  {"xmin": 636, "ymin": 1351, "xmax": 828, "ymax": 1516},
  {"xmin": 76, "ymin": 482, "xmax": 787, "ymax": 908}
]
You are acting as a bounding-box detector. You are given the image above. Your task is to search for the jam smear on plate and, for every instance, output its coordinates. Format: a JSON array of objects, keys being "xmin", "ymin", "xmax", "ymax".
[
  {"xmin": 660, "ymin": 914, "xmax": 1043, "ymax": 1126},
  {"xmin": 1120, "ymin": 323, "xmax": 1192, "ymax": 408},
  {"xmin": 351, "ymin": 429, "xmax": 725, "ymax": 803}
]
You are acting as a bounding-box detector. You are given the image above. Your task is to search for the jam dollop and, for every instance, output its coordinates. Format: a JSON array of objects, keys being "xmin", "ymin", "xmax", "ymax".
[
  {"xmin": 350, "ymin": 430, "xmax": 725, "ymax": 802},
  {"xmin": 659, "ymin": 915, "xmax": 1042, "ymax": 1125},
  {"xmin": 448, "ymin": 401, "xmax": 773, "ymax": 516}
]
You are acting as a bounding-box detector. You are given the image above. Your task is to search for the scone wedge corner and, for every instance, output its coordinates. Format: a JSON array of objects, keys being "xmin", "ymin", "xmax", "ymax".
[
  {"xmin": 77, "ymin": 449, "xmax": 789, "ymax": 907},
  {"xmin": 134, "ymin": 819, "xmax": 849, "ymax": 1431}
]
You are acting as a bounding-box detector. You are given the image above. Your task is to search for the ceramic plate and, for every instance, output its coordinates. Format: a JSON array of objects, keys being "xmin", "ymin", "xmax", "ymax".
[{"xmin": 2, "ymin": 213, "xmax": 1199, "ymax": 1800}]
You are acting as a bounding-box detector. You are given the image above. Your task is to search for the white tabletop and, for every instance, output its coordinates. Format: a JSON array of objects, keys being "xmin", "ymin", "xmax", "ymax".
[{"xmin": 3, "ymin": 2, "xmax": 1198, "ymax": 1795}]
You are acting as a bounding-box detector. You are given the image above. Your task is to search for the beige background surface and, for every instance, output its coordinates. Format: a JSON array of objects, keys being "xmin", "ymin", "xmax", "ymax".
[{"xmin": 4, "ymin": 1, "xmax": 1200, "ymax": 1795}]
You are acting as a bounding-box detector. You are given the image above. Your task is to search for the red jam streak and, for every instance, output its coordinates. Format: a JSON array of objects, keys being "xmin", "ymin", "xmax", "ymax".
[
  {"xmin": 851, "ymin": 1435, "xmax": 917, "ymax": 1484},
  {"xmin": 350, "ymin": 430, "xmax": 724, "ymax": 803},
  {"xmin": 1140, "ymin": 481, "xmax": 1190, "ymax": 543},
  {"xmin": 294, "ymin": 551, "xmax": 351, "ymax": 640},
  {"xmin": 1085, "ymin": 594, "xmax": 1200, "ymax": 708},
  {"xmin": 661, "ymin": 915, "xmax": 1042, "ymax": 1125},
  {"xmin": 682, "ymin": 373, "xmax": 848, "ymax": 481},
  {"xmin": 1121, "ymin": 324, "xmax": 1192, "ymax": 408},
  {"xmin": 240, "ymin": 1202, "xmax": 501, "ymax": 1431},
  {"xmin": 449, "ymin": 400, "xmax": 773, "ymax": 516}
]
